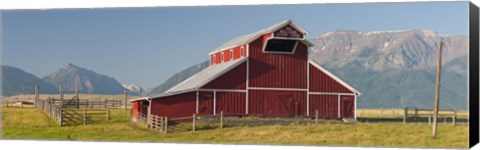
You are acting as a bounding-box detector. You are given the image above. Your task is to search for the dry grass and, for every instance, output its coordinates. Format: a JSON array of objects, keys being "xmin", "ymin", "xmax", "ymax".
[
  {"xmin": 1, "ymin": 107, "xmax": 469, "ymax": 148},
  {"xmin": 357, "ymin": 109, "xmax": 469, "ymax": 119}
]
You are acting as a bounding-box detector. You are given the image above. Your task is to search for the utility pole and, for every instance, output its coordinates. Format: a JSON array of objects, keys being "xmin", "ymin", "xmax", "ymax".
[
  {"xmin": 432, "ymin": 41, "xmax": 444, "ymax": 139},
  {"xmin": 59, "ymin": 85, "xmax": 64, "ymax": 108},
  {"xmin": 35, "ymin": 85, "xmax": 39, "ymax": 108},
  {"xmin": 124, "ymin": 89, "xmax": 129, "ymax": 110},
  {"xmin": 75, "ymin": 86, "xmax": 79, "ymax": 109}
]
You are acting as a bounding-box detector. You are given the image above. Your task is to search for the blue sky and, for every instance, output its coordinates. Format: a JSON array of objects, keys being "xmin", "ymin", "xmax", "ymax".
[{"xmin": 1, "ymin": 2, "xmax": 469, "ymax": 88}]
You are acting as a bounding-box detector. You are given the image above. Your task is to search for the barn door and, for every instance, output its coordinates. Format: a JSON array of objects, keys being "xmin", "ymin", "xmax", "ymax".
[
  {"xmin": 140, "ymin": 101, "xmax": 149, "ymax": 115},
  {"xmin": 264, "ymin": 91, "xmax": 295, "ymax": 117},
  {"xmin": 340, "ymin": 95, "xmax": 355, "ymax": 118},
  {"xmin": 198, "ymin": 92, "xmax": 213, "ymax": 115}
]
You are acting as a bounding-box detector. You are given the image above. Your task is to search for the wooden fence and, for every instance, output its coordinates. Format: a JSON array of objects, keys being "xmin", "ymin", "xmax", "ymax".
[
  {"xmin": 403, "ymin": 107, "xmax": 467, "ymax": 126},
  {"xmin": 137, "ymin": 113, "xmax": 168, "ymax": 133},
  {"xmin": 36, "ymin": 97, "xmax": 112, "ymax": 126}
]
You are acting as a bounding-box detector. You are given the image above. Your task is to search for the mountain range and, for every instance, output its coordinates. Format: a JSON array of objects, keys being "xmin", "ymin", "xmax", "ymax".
[
  {"xmin": 1, "ymin": 63, "xmax": 130, "ymax": 96},
  {"xmin": 2, "ymin": 29, "xmax": 469, "ymax": 109}
]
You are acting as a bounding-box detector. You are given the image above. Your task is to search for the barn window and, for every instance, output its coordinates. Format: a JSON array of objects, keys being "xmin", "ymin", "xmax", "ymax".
[
  {"xmin": 264, "ymin": 39, "xmax": 298, "ymax": 53},
  {"xmin": 212, "ymin": 55, "xmax": 216, "ymax": 64},
  {"xmin": 240, "ymin": 46, "xmax": 244, "ymax": 56},
  {"xmin": 221, "ymin": 52, "xmax": 224, "ymax": 62},
  {"xmin": 230, "ymin": 49, "xmax": 233, "ymax": 60}
]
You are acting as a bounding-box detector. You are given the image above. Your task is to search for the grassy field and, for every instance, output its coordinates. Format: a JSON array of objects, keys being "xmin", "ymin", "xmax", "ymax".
[{"xmin": 1, "ymin": 106, "xmax": 469, "ymax": 148}]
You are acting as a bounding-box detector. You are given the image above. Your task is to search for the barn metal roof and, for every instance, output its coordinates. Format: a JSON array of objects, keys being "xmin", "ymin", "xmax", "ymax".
[
  {"xmin": 146, "ymin": 58, "xmax": 248, "ymax": 99},
  {"xmin": 208, "ymin": 19, "xmax": 312, "ymax": 55}
]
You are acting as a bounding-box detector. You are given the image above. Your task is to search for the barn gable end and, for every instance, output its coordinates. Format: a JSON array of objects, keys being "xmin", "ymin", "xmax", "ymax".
[{"xmin": 309, "ymin": 60, "xmax": 360, "ymax": 95}]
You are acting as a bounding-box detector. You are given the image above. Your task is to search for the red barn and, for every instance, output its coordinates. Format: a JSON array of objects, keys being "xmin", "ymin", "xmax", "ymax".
[{"xmin": 130, "ymin": 20, "xmax": 361, "ymax": 121}]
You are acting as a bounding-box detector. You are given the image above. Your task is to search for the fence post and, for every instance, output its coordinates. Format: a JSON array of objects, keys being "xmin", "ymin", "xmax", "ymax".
[
  {"xmin": 75, "ymin": 86, "xmax": 79, "ymax": 109},
  {"xmin": 220, "ymin": 111, "xmax": 223, "ymax": 129},
  {"xmin": 83, "ymin": 108, "xmax": 87, "ymax": 125},
  {"xmin": 392, "ymin": 107, "xmax": 395, "ymax": 117},
  {"xmin": 414, "ymin": 108, "xmax": 418, "ymax": 121},
  {"xmin": 428, "ymin": 110, "xmax": 432, "ymax": 125},
  {"xmin": 59, "ymin": 108, "xmax": 63, "ymax": 126},
  {"xmin": 160, "ymin": 116, "xmax": 164, "ymax": 132},
  {"xmin": 453, "ymin": 109, "xmax": 456, "ymax": 126},
  {"xmin": 106, "ymin": 108, "xmax": 110, "ymax": 122},
  {"xmin": 192, "ymin": 113, "xmax": 196, "ymax": 132},
  {"xmin": 403, "ymin": 108, "xmax": 407, "ymax": 125},
  {"xmin": 315, "ymin": 109, "xmax": 318, "ymax": 125},
  {"xmin": 380, "ymin": 107, "xmax": 383, "ymax": 117},
  {"xmin": 124, "ymin": 89, "xmax": 128, "ymax": 110},
  {"xmin": 35, "ymin": 85, "xmax": 39, "ymax": 108},
  {"xmin": 444, "ymin": 117, "xmax": 447, "ymax": 125},
  {"xmin": 164, "ymin": 117, "xmax": 168, "ymax": 134}
]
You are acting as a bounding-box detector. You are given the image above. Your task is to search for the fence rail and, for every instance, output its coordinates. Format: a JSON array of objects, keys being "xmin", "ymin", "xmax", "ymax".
[
  {"xmin": 35, "ymin": 97, "xmax": 116, "ymax": 126},
  {"xmin": 403, "ymin": 107, "xmax": 467, "ymax": 126},
  {"xmin": 137, "ymin": 113, "xmax": 168, "ymax": 133}
]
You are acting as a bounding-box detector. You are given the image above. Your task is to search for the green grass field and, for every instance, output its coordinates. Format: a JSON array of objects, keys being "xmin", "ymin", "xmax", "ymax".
[{"xmin": 1, "ymin": 106, "xmax": 469, "ymax": 148}]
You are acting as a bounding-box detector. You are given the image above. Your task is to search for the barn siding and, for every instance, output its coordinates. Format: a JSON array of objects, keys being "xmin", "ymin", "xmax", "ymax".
[
  {"xmin": 309, "ymin": 64, "xmax": 353, "ymax": 93},
  {"xmin": 215, "ymin": 92, "xmax": 246, "ymax": 115},
  {"xmin": 309, "ymin": 95, "xmax": 339, "ymax": 118},
  {"xmin": 201, "ymin": 62, "xmax": 246, "ymax": 89},
  {"xmin": 249, "ymin": 35, "xmax": 308, "ymax": 88},
  {"xmin": 150, "ymin": 92, "xmax": 196, "ymax": 118},
  {"xmin": 249, "ymin": 90, "xmax": 306, "ymax": 117},
  {"xmin": 131, "ymin": 101, "xmax": 139, "ymax": 121}
]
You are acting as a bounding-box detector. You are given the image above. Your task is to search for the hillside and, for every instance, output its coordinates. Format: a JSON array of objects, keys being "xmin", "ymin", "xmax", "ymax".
[{"xmin": 1, "ymin": 65, "xmax": 57, "ymax": 96}]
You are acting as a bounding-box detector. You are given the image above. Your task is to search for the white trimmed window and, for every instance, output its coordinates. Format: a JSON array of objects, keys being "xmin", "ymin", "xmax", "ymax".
[
  {"xmin": 230, "ymin": 49, "xmax": 233, "ymax": 60},
  {"xmin": 240, "ymin": 46, "xmax": 244, "ymax": 57},
  {"xmin": 213, "ymin": 55, "xmax": 216, "ymax": 64},
  {"xmin": 221, "ymin": 52, "xmax": 224, "ymax": 62}
]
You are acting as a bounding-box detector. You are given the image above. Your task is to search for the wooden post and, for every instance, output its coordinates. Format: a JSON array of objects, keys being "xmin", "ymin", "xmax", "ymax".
[
  {"xmin": 414, "ymin": 108, "xmax": 418, "ymax": 121},
  {"xmin": 220, "ymin": 111, "xmax": 223, "ymax": 129},
  {"xmin": 162, "ymin": 116, "xmax": 166, "ymax": 131},
  {"xmin": 315, "ymin": 109, "xmax": 319, "ymax": 125},
  {"xmin": 192, "ymin": 113, "xmax": 196, "ymax": 131},
  {"xmin": 83, "ymin": 108, "xmax": 87, "ymax": 125},
  {"xmin": 380, "ymin": 107, "xmax": 383, "ymax": 117},
  {"xmin": 403, "ymin": 108, "xmax": 407, "ymax": 125},
  {"xmin": 432, "ymin": 41, "xmax": 444, "ymax": 139},
  {"xmin": 59, "ymin": 86, "xmax": 64, "ymax": 108},
  {"xmin": 35, "ymin": 85, "xmax": 39, "ymax": 108},
  {"xmin": 75, "ymin": 86, "xmax": 79, "ymax": 109},
  {"xmin": 453, "ymin": 109, "xmax": 456, "ymax": 126},
  {"xmin": 59, "ymin": 108, "xmax": 63, "ymax": 126},
  {"xmin": 124, "ymin": 89, "xmax": 128, "ymax": 110},
  {"xmin": 444, "ymin": 117, "xmax": 447, "ymax": 125},
  {"xmin": 164, "ymin": 117, "xmax": 168, "ymax": 133},
  {"xmin": 106, "ymin": 108, "xmax": 110, "ymax": 122},
  {"xmin": 392, "ymin": 107, "xmax": 395, "ymax": 117},
  {"xmin": 428, "ymin": 110, "xmax": 432, "ymax": 125}
]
